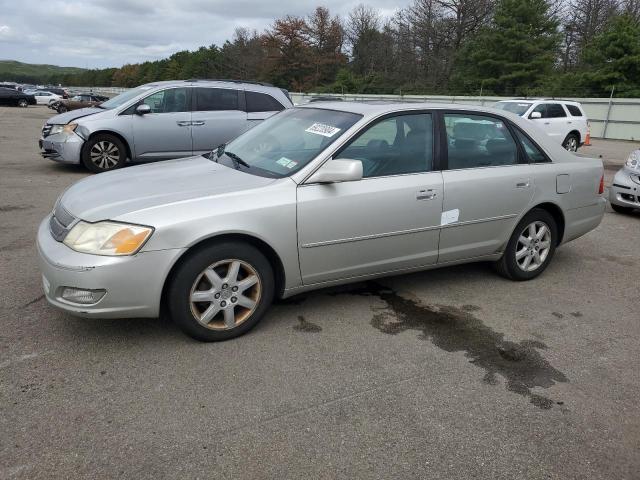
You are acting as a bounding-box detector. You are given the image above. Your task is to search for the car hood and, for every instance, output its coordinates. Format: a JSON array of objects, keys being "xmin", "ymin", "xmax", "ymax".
[
  {"xmin": 46, "ymin": 107, "xmax": 104, "ymax": 125},
  {"xmin": 60, "ymin": 156, "xmax": 277, "ymax": 222}
]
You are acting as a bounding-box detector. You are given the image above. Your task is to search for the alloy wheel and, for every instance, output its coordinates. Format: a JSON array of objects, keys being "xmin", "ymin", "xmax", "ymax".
[
  {"xmin": 564, "ymin": 137, "xmax": 578, "ymax": 152},
  {"xmin": 89, "ymin": 141, "xmax": 120, "ymax": 169},
  {"xmin": 515, "ymin": 221, "xmax": 552, "ymax": 272},
  {"xmin": 189, "ymin": 259, "xmax": 262, "ymax": 330},
  {"xmin": 18, "ymin": 99, "xmax": 27, "ymax": 108}
]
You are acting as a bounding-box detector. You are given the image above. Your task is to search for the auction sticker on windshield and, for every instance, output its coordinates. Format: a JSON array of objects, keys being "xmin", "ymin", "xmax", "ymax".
[{"xmin": 305, "ymin": 123, "xmax": 341, "ymax": 137}]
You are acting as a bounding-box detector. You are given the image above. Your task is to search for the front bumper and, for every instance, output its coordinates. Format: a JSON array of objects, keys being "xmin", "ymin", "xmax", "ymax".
[
  {"xmin": 39, "ymin": 132, "xmax": 84, "ymax": 164},
  {"xmin": 609, "ymin": 168, "xmax": 640, "ymax": 208},
  {"xmin": 37, "ymin": 216, "xmax": 186, "ymax": 319}
]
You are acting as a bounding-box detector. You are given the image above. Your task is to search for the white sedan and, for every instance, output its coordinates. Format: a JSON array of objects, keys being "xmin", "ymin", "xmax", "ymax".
[{"xmin": 33, "ymin": 90, "xmax": 62, "ymax": 105}]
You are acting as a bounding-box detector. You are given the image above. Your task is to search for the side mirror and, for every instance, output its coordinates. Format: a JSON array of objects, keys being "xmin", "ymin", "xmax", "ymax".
[
  {"xmin": 306, "ymin": 159, "xmax": 363, "ymax": 184},
  {"xmin": 530, "ymin": 111, "xmax": 542, "ymax": 119},
  {"xmin": 136, "ymin": 104, "xmax": 151, "ymax": 115}
]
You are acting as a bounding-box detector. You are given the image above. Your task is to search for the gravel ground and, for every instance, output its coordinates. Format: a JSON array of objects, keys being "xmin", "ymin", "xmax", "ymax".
[{"xmin": 1, "ymin": 105, "xmax": 639, "ymax": 479}]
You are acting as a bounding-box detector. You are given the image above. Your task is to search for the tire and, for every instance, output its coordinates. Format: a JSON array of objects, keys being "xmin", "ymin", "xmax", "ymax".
[
  {"xmin": 611, "ymin": 203, "xmax": 635, "ymax": 214},
  {"xmin": 17, "ymin": 98, "xmax": 28, "ymax": 108},
  {"xmin": 57, "ymin": 105, "xmax": 68, "ymax": 113},
  {"xmin": 494, "ymin": 208, "xmax": 558, "ymax": 281},
  {"xmin": 168, "ymin": 241, "xmax": 275, "ymax": 342},
  {"xmin": 562, "ymin": 133, "xmax": 579, "ymax": 152},
  {"xmin": 81, "ymin": 134, "xmax": 126, "ymax": 173}
]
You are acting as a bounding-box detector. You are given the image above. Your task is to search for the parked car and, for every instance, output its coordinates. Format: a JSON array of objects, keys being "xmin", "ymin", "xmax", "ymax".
[
  {"xmin": 0, "ymin": 87, "xmax": 36, "ymax": 107},
  {"xmin": 43, "ymin": 87, "xmax": 69, "ymax": 99},
  {"xmin": 50, "ymin": 93, "xmax": 109, "ymax": 113},
  {"xmin": 37, "ymin": 102, "xmax": 606, "ymax": 341},
  {"xmin": 33, "ymin": 90, "xmax": 62, "ymax": 105},
  {"xmin": 609, "ymin": 149, "xmax": 640, "ymax": 214},
  {"xmin": 494, "ymin": 99, "xmax": 589, "ymax": 152},
  {"xmin": 39, "ymin": 79, "xmax": 293, "ymax": 172}
]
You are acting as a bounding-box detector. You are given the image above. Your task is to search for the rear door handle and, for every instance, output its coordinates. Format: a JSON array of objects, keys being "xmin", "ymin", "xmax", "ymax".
[
  {"xmin": 416, "ymin": 189, "xmax": 437, "ymax": 200},
  {"xmin": 176, "ymin": 121, "xmax": 191, "ymax": 126},
  {"xmin": 191, "ymin": 121, "xmax": 205, "ymax": 126},
  {"xmin": 516, "ymin": 181, "xmax": 530, "ymax": 188}
]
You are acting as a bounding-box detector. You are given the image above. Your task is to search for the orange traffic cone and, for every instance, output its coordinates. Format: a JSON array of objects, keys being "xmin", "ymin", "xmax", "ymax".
[{"xmin": 584, "ymin": 124, "xmax": 591, "ymax": 146}]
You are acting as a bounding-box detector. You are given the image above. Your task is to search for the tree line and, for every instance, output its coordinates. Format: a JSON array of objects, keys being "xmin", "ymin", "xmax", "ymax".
[{"xmin": 19, "ymin": 0, "xmax": 640, "ymax": 97}]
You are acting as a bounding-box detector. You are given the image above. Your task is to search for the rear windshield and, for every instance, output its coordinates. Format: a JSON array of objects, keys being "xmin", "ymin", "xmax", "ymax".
[{"xmin": 493, "ymin": 102, "xmax": 531, "ymax": 116}]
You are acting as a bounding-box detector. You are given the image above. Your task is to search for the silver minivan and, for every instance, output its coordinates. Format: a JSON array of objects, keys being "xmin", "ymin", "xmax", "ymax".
[{"xmin": 39, "ymin": 80, "xmax": 292, "ymax": 172}]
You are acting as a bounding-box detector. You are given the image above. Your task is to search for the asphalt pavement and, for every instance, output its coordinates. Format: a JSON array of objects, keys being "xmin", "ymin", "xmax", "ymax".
[{"xmin": 1, "ymin": 106, "xmax": 639, "ymax": 479}]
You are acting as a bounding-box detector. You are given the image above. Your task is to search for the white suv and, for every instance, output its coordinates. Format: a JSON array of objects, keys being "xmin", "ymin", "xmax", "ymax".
[{"xmin": 494, "ymin": 99, "xmax": 588, "ymax": 152}]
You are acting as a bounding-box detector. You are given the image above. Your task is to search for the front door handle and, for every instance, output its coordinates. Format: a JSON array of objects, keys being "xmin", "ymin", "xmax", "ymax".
[
  {"xmin": 191, "ymin": 121, "xmax": 205, "ymax": 126},
  {"xmin": 516, "ymin": 181, "xmax": 531, "ymax": 188},
  {"xmin": 176, "ymin": 121, "xmax": 191, "ymax": 126},
  {"xmin": 416, "ymin": 189, "xmax": 437, "ymax": 200}
]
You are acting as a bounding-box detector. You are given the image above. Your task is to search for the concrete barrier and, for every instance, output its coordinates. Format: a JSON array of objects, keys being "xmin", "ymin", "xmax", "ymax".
[
  {"xmin": 69, "ymin": 87, "xmax": 640, "ymax": 141},
  {"xmin": 291, "ymin": 93, "xmax": 640, "ymax": 141}
]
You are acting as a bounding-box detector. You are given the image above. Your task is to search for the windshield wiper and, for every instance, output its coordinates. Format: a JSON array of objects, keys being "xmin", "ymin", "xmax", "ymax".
[{"xmin": 224, "ymin": 150, "xmax": 251, "ymax": 169}]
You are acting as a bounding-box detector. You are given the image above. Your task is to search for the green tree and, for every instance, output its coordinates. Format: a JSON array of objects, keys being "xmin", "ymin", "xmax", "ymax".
[
  {"xmin": 453, "ymin": 0, "xmax": 560, "ymax": 95},
  {"xmin": 577, "ymin": 14, "xmax": 640, "ymax": 96}
]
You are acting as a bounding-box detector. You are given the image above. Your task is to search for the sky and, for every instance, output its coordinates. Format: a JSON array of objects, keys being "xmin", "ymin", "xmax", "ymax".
[{"xmin": 0, "ymin": 0, "xmax": 407, "ymax": 69}]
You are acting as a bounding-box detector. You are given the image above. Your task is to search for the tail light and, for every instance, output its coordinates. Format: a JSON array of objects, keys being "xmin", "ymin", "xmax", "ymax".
[{"xmin": 598, "ymin": 174, "xmax": 604, "ymax": 194}]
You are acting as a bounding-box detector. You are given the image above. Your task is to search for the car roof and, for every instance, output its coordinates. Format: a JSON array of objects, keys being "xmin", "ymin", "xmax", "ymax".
[
  {"xmin": 138, "ymin": 79, "xmax": 280, "ymax": 92},
  {"xmin": 297, "ymin": 101, "xmax": 521, "ymax": 117}
]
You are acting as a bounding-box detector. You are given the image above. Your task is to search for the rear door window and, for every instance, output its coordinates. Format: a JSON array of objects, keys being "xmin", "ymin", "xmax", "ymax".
[
  {"xmin": 546, "ymin": 104, "xmax": 567, "ymax": 118},
  {"xmin": 195, "ymin": 87, "xmax": 239, "ymax": 111},
  {"xmin": 444, "ymin": 113, "xmax": 519, "ymax": 169},
  {"xmin": 245, "ymin": 91, "xmax": 285, "ymax": 112}
]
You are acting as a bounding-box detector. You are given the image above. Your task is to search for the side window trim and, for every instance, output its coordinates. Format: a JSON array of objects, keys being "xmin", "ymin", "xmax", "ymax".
[
  {"xmin": 509, "ymin": 123, "xmax": 552, "ymax": 163},
  {"xmin": 439, "ymin": 110, "xmax": 526, "ymax": 171},
  {"xmin": 332, "ymin": 110, "xmax": 437, "ymax": 179}
]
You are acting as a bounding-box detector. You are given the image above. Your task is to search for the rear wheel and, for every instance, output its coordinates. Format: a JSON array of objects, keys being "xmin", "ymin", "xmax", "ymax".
[
  {"xmin": 562, "ymin": 133, "xmax": 579, "ymax": 152},
  {"xmin": 168, "ymin": 242, "xmax": 275, "ymax": 341},
  {"xmin": 81, "ymin": 134, "xmax": 126, "ymax": 173},
  {"xmin": 611, "ymin": 203, "xmax": 635, "ymax": 214},
  {"xmin": 57, "ymin": 105, "xmax": 68, "ymax": 113},
  {"xmin": 17, "ymin": 98, "xmax": 28, "ymax": 108},
  {"xmin": 494, "ymin": 208, "xmax": 558, "ymax": 281}
]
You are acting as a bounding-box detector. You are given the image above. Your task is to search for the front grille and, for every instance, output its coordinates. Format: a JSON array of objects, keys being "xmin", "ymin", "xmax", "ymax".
[
  {"xmin": 49, "ymin": 203, "xmax": 76, "ymax": 242},
  {"xmin": 42, "ymin": 124, "xmax": 52, "ymax": 137}
]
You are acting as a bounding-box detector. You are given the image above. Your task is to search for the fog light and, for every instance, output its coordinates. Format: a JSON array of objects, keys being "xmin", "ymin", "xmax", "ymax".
[{"xmin": 60, "ymin": 287, "xmax": 106, "ymax": 305}]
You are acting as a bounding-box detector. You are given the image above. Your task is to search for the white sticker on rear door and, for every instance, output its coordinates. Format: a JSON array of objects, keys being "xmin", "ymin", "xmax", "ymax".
[
  {"xmin": 305, "ymin": 123, "xmax": 341, "ymax": 137},
  {"xmin": 441, "ymin": 209, "xmax": 460, "ymax": 226}
]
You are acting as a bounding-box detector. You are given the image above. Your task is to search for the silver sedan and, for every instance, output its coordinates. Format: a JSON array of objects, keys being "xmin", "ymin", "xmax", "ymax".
[
  {"xmin": 609, "ymin": 149, "xmax": 640, "ymax": 214},
  {"xmin": 37, "ymin": 102, "xmax": 606, "ymax": 341}
]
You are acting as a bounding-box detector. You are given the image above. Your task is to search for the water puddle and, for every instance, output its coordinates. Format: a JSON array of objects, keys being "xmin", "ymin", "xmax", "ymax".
[{"xmin": 330, "ymin": 282, "xmax": 568, "ymax": 409}]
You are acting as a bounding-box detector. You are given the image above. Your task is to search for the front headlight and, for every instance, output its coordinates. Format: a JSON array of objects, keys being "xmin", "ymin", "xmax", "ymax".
[
  {"xmin": 49, "ymin": 123, "xmax": 78, "ymax": 136},
  {"xmin": 63, "ymin": 221, "xmax": 153, "ymax": 256},
  {"xmin": 626, "ymin": 150, "xmax": 640, "ymax": 170}
]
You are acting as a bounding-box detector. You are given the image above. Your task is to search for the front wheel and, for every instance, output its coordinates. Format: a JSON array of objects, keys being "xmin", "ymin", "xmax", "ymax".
[
  {"xmin": 57, "ymin": 105, "xmax": 68, "ymax": 113},
  {"xmin": 168, "ymin": 242, "xmax": 275, "ymax": 341},
  {"xmin": 17, "ymin": 98, "xmax": 28, "ymax": 108},
  {"xmin": 494, "ymin": 209, "xmax": 558, "ymax": 281},
  {"xmin": 81, "ymin": 134, "xmax": 126, "ymax": 173},
  {"xmin": 562, "ymin": 133, "xmax": 579, "ymax": 152}
]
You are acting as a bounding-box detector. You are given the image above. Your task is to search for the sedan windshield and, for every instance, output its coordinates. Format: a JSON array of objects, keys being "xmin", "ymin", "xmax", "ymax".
[
  {"xmin": 215, "ymin": 108, "xmax": 362, "ymax": 178},
  {"xmin": 493, "ymin": 102, "xmax": 532, "ymax": 116},
  {"xmin": 99, "ymin": 85, "xmax": 157, "ymax": 110}
]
